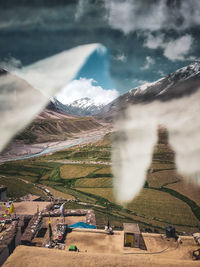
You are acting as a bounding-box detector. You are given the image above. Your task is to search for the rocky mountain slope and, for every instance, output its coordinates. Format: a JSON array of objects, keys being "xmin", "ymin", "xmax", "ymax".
[
  {"xmin": 46, "ymin": 60, "xmax": 200, "ymax": 119},
  {"xmin": 62, "ymin": 97, "xmax": 104, "ymax": 116},
  {"xmin": 48, "ymin": 97, "xmax": 105, "ymax": 116},
  {"xmin": 15, "ymin": 108, "xmax": 102, "ymax": 144},
  {"xmin": 46, "ymin": 98, "xmax": 72, "ymax": 114},
  {"xmin": 99, "ymin": 59, "xmax": 200, "ymax": 121}
]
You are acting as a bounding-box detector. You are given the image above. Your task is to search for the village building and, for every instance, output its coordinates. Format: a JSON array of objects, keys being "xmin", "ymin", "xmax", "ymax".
[{"xmin": 123, "ymin": 223, "xmax": 141, "ymax": 248}]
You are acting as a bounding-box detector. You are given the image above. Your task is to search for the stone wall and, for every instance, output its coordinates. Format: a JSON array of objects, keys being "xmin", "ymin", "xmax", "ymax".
[
  {"xmin": 21, "ymin": 213, "xmax": 43, "ymax": 245},
  {"xmin": 21, "ymin": 209, "xmax": 96, "ymax": 245},
  {"xmin": 0, "ymin": 220, "xmax": 18, "ymax": 266}
]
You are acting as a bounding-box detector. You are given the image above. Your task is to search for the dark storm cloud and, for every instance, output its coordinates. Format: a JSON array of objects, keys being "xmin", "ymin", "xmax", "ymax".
[
  {"xmin": 0, "ymin": 0, "xmax": 199, "ymax": 93},
  {"xmin": 0, "ymin": 0, "xmax": 78, "ymax": 8},
  {"xmin": 2, "ymin": 0, "xmax": 198, "ymax": 32},
  {"xmin": 104, "ymin": 0, "xmax": 200, "ymax": 34},
  {"xmin": 1, "ymin": 0, "xmax": 200, "ymax": 33}
]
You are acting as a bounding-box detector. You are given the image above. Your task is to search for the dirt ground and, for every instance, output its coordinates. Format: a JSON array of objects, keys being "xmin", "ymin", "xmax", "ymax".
[
  {"xmin": 0, "ymin": 201, "xmax": 50, "ymax": 215},
  {"xmin": 3, "ymin": 240, "xmax": 200, "ymax": 267},
  {"xmin": 142, "ymin": 233, "xmax": 199, "ymax": 260},
  {"xmin": 4, "ymin": 231, "xmax": 200, "ymax": 266},
  {"xmin": 65, "ymin": 230, "xmax": 199, "ymax": 259},
  {"xmin": 65, "ymin": 229, "xmax": 124, "ymax": 254}
]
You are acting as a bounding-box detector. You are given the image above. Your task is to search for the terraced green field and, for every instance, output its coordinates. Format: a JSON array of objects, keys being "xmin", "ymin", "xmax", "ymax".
[
  {"xmin": 44, "ymin": 134, "xmax": 111, "ymax": 162},
  {"xmin": 76, "ymin": 186, "xmax": 198, "ymax": 227},
  {"xmin": 0, "ymin": 175, "xmax": 45, "ymax": 198},
  {"xmin": 75, "ymin": 177, "xmax": 112, "ymax": 188},
  {"xmin": 0, "ymin": 131, "xmax": 200, "ymax": 234},
  {"xmin": 166, "ymin": 180, "xmax": 200, "ymax": 206},
  {"xmin": 147, "ymin": 170, "xmax": 181, "ymax": 188},
  {"xmin": 93, "ymin": 167, "xmax": 112, "ymax": 175},
  {"xmin": 60, "ymin": 164, "xmax": 100, "ymax": 179}
]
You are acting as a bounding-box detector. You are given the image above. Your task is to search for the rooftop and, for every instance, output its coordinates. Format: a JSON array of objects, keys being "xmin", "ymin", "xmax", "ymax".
[{"xmin": 123, "ymin": 223, "xmax": 140, "ymax": 234}]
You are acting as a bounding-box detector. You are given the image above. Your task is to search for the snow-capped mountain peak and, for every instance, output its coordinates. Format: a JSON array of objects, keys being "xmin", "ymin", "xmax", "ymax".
[
  {"xmin": 48, "ymin": 97, "xmax": 106, "ymax": 116},
  {"xmin": 128, "ymin": 59, "xmax": 200, "ymax": 98},
  {"xmin": 99, "ymin": 59, "xmax": 200, "ymax": 120},
  {"xmin": 168, "ymin": 59, "xmax": 200, "ymax": 82},
  {"xmin": 70, "ymin": 97, "xmax": 102, "ymax": 108},
  {"xmin": 129, "ymin": 78, "xmax": 165, "ymax": 96},
  {"xmin": 49, "ymin": 60, "xmax": 200, "ymax": 118},
  {"xmin": 66, "ymin": 97, "xmax": 105, "ymax": 116}
]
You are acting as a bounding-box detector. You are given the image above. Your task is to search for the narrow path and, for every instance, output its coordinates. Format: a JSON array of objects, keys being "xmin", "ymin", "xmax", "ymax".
[
  {"xmin": 46, "ymin": 159, "xmax": 111, "ymax": 165},
  {"xmin": 17, "ymin": 177, "xmax": 51, "ymax": 198}
]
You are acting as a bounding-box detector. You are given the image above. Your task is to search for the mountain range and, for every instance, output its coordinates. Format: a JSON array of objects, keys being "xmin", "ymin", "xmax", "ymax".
[
  {"xmin": 15, "ymin": 108, "xmax": 102, "ymax": 144},
  {"xmin": 1, "ymin": 59, "xmax": 200, "ymax": 145},
  {"xmin": 47, "ymin": 59, "xmax": 200, "ymax": 120},
  {"xmin": 48, "ymin": 97, "xmax": 104, "ymax": 116},
  {"xmin": 99, "ymin": 59, "xmax": 200, "ymax": 121}
]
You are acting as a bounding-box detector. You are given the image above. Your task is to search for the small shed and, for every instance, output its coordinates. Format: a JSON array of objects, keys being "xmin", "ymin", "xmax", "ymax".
[
  {"xmin": 123, "ymin": 223, "xmax": 140, "ymax": 248},
  {"xmin": 0, "ymin": 185, "xmax": 7, "ymax": 201}
]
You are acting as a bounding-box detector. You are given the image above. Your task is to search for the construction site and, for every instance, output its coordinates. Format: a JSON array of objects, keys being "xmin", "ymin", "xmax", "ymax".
[{"xmin": 0, "ymin": 185, "xmax": 200, "ymax": 267}]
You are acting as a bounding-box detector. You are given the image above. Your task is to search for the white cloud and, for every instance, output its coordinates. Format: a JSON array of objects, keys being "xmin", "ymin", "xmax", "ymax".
[
  {"xmin": 138, "ymin": 80, "xmax": 148, "ymax": 85},
  {"xmin": 75, "ymin": 0, "xmax": 90, "ymax": 21},
  {"xmin": 105, "ymin": 1, "xmax": 136, "ymax": 35},
  {"xmin": 164, "ymin": 35, "xmax": 193, "ymax": 61},
  {"xmin": 104, "ymin": 0, "xmax": 200, "ymax": 34},
  {"xmin": 187, "ymin": 56, "xmax": 197, "ymax": 61},
  {"xmin": 104, "ymin": 0, "xmax": 166, "ymax": 34},
  {"xmin": 144, "ymin": 33, "xmax": 164, "ymax": 49},
  {"xmin": 15, "ymin": 43, "xmax": 103, "ymax": 98},
  {"xmin": 113, "ymin": 53, "xmax": 127, "ymax": 62},
  {"xmin": 144, "ymin": 33, "xmax": 193, "ymax": 62},
  {"xmin": 141, "ymin": 56, "xmax": 155, "ymax": 70},
  {"xmin": 1, "ymin": 0, "xmax": 200, "ymax": 34},
  {"xmin": 132, "ymin": 79, "xmax": 149, "ymax": 87},
  {"xmin": 134, "ymin": 79, "xmax": 148, "ymax": 85},
  {"xmin": 157, "ymin": 70, "xmax": 165, "ymax": 77},
  {"xmin": 56, "ymin": 78, "xmax": 119, "ymax": 105}
]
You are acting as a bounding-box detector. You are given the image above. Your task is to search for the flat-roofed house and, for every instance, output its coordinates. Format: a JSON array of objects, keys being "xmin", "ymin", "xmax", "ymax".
[{"xmin": 123, "ymin": 223, "xmax": 141, "ymax": 248}]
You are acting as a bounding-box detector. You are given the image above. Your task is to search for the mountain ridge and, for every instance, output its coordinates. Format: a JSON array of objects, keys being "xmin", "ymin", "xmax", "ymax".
[
  {"xmin": 98, "ymin": 59, "xmax": 200, "ymax": 121},
  {"xmin": 15, "ymin": 108, "xmax": 102, "ymax": 144},
  {"xmin": 62, "ymin": 97, "xmax": 105, "ymax": 116}
]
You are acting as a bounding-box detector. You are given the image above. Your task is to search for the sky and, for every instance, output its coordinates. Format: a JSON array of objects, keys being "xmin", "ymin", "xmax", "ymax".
[{"xmin": 0, "ymin": 0, "xmax": 200, "ymax": 104}]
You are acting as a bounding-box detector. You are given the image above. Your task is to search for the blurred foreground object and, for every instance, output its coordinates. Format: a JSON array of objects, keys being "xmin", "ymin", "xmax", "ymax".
[
  {"xmin": 112, "ymin": 61, "xmax": 200, "ymax": 203},
  {"xmin": 0, "ymin": 43, "xmax": 103, "ymax": 151}
]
